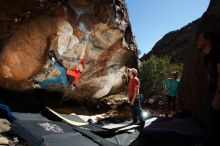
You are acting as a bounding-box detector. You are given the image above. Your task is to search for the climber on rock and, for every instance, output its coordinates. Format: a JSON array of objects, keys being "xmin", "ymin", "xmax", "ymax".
[{"xmin": 32, "ymin": 43, "xmax": 86, "ymax": 90}]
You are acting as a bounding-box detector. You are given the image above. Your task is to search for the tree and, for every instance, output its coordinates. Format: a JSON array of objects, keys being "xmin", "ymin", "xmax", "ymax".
[{"xmin": 139, "ymin": 55, "xmax": 183, "ymax": 98}]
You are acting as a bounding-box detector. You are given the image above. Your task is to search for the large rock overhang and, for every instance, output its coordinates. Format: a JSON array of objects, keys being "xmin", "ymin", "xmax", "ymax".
[{"xmin": 0, "ymin": 0, "xmax": 138, "ymax": 109}]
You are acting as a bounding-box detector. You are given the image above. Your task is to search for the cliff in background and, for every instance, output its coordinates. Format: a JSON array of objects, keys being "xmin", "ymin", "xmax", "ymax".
[{"xmin": 140, "ymin": 19, "xmax": 200, "ymax": 63}]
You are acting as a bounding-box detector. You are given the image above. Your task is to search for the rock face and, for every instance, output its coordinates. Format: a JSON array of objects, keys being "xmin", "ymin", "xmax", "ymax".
[
  {"xmin": 179, "ymin": 0, "xmax": 220, "ymax": 123},
  {"xmin": 0, "ymin": 0, "xmax": 138, "ymax": 105}
]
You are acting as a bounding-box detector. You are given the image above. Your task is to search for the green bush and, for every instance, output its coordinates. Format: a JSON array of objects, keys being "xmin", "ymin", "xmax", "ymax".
[{"xmin": 139, "ymin": 55, "xmax": 183, "ymax": 98}]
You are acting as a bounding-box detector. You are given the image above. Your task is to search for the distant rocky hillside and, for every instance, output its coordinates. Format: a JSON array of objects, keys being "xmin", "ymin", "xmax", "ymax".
[{"xmin": 140, "ymin": 19, "xmax": 200, "ymax": 63}]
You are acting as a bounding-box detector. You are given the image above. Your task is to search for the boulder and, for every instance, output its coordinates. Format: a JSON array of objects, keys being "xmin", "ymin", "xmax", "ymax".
[{"xmin": 0, "ymin": 0, "xmax": 138, "ymax": 107}]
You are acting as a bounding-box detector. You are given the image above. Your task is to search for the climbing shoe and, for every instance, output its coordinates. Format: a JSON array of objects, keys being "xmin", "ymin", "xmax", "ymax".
[
  {"xmin": 48, "ymin": 50, "xmax": 56, "ymax": 59},
  {"xmin": 32, "ymin": 83, "xmax": 41, "ymax": 89}
]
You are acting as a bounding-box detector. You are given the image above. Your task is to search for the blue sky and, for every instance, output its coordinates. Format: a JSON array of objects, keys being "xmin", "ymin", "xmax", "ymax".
[{"xmin": 125, "ymin": 0, "xmax": 210, "ymax": 57}]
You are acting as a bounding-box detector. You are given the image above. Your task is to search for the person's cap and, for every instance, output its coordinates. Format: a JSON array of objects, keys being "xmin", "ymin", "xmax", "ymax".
[{"xmin": 128, "ymin": 68, "xmax": 138, "ymax": 75}]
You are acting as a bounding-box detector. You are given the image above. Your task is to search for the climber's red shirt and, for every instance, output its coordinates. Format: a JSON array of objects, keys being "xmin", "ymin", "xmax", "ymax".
[{"xmin": 66, "ymin": 59, "xmax": 84, "ymax": 85}]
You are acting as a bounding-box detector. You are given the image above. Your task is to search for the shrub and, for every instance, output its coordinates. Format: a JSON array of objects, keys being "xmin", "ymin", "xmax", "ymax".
[{"xmin": 139, "ymin": 55, "xmax": 183, "ymax": 98}]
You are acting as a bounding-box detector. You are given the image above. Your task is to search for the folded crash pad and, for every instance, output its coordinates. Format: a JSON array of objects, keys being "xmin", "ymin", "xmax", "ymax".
[{"xmin": 12, "ymin": 120, "xmax": 99, "ymax": 146}]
